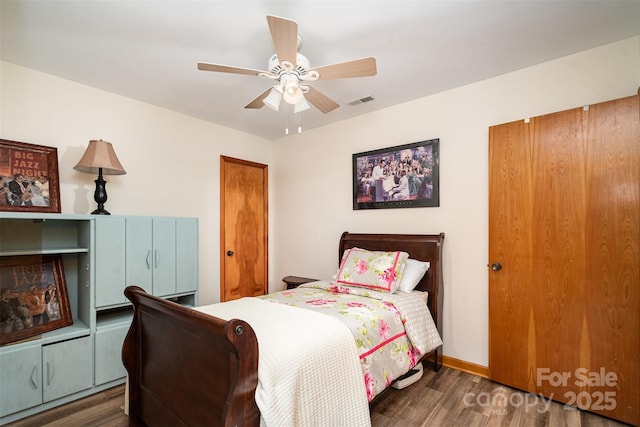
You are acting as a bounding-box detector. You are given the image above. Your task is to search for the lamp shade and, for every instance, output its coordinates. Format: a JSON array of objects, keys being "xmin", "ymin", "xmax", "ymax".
[
  {"xmin": 263, "ymin": 87, "xmax": 283, "ymax": 111},
  {"xmin": 74, "ymin": 140, "xmax": 126, "ymax": 175},
  {"xmin": 283, "ymin": 80, "xmax": 304, "ymax": 104},
  {"xmin": 294, "ymin": 97, "xmax": 311, "ymax": 113}
]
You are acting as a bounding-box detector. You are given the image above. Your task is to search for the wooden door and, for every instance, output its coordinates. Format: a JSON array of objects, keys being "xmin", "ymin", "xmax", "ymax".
[
  {"xmin": 489, "ymin": 95, "xmax": 639, "ymax": 425},
  {"xmin": 220, "ymin": 156, "xmax": 268, "ymax": 301},
  {"xmin": 582, "ymin": 96, "xmax": 639, "ymax": 424}
]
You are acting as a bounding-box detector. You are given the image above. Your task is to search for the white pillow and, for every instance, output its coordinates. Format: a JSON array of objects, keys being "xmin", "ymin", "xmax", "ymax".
[{"xmin": 397, "ymin": 259, "xmax": 430, "ymax": 293}]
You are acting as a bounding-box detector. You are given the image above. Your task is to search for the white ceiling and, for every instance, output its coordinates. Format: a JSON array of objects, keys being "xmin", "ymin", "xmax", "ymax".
[{"xmin": 2, "ymin": 1, "xmax": 638, "ymax": 140}]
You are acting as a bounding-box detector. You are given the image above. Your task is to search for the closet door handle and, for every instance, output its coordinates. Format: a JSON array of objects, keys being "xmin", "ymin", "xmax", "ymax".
[
  {"xmin": 491, "ymin": 262, "xmax": 503, "ymax": 272},
  {"xmin": 146, "ymin": 250, "xmax": 151, "ymax": 269}
]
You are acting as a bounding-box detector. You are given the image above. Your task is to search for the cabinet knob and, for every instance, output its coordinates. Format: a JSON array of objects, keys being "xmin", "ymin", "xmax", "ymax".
[
  {"xmin": 491, "ymin": 262, "xmax": 503, "ymax": 271},
  {"xmin": 226, "ymin": 250, "xmax": 234, "ymax": 256}
]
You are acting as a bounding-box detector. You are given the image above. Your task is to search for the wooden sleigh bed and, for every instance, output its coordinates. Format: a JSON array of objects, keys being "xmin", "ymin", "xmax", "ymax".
[{"xmin": 122, "ymin": 231, "xmax": 444, "ymax": 427}]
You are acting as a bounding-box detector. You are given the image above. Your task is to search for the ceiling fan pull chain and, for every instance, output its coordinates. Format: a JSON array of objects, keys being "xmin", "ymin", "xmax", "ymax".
[{"xmin": 285, "ymin": 113, "xmax": 289, "ymax": 135}]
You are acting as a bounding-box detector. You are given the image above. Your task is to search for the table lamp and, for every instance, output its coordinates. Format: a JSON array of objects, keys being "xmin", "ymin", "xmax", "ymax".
[{"xmin": 74, "ymin": 139, "xmax": 126, "ymax": 215}]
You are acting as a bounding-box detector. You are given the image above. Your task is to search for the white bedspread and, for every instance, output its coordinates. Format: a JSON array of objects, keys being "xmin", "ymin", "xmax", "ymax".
[{"xmin": 196, "ymin": 297, "xmax": 372, "ymax": 427}]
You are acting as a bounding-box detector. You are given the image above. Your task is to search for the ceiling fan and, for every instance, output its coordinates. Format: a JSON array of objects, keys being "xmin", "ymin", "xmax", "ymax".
[{"xmin": 197, "ymin": 15, "xmax": 377, "ymax": 114}]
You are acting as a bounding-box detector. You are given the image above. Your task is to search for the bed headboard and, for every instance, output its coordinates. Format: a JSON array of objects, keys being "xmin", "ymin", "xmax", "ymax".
[{"xmin": 338, "ymin": 231, "xmax": 445, "ymax": 341}]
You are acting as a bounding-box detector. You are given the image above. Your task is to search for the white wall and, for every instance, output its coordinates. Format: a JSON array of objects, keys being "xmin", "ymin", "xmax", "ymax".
[
  {"xmin": 2, "ymin": 37, "xmax": 638, "ymax": 368},
  {"xmin": 271, "ymin": 36, "xmax": 640, "ymax": 367},
  {"xmin": 0, "ymin": 61, "xmax": 274, "ymax": 305}
]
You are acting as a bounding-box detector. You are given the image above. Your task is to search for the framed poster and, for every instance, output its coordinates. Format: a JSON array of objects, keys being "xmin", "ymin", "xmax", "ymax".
[
  {"xmin": 0, "ymin": 255, "xmax": 72, "ymax": 345},
  {"xmin": 353, "ymin": 138, "xmax": 439, "ymax": 210},
  {"xmin": 0, "ymin": 139, "xmax": 61, "ymax": 213}
]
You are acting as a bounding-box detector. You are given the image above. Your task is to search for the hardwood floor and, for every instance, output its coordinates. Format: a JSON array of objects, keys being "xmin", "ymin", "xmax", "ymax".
[
  {"xmin": 4, "ymin": 367, "xmax": 630, "ymax": 427},
  {"xmin": 3, "ymin": 385, "xmax": 132, "ymax": 427}
]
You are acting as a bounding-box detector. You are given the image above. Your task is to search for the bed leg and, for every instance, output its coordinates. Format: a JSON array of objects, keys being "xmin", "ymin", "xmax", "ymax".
[
  {"xmin": 124, "ymin": 376, "xmax": 129, "ymax": 415},
  {"xmin": 433, "ymin": 348, "xmax": 442, "ymax": 371}
]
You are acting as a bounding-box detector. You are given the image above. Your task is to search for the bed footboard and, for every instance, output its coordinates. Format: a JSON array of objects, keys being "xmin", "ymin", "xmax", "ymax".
[{"xmin": 122, "ymin": 286, "xmax": 260, "ymax": 427}]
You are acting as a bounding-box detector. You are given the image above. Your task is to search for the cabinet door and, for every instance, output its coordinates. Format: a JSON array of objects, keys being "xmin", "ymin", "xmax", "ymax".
[
  {"xmin": 42, "ymin": 336, "xmax": 92, "ymax": 403},
  {"xmin": 125, "ymin": 217, "xmax": 153, "ymax": 294},
  {"xmin": 152, "ymin": 218, "xmax": 177, "ymax": 297},
  {"xmin": 95, "ymin": 218, "xmax": 126, "ymax": 307},
  {"xmin": 176, "ymin": 218, "xmax": 198, "ymax": 294},
  {"xmin": 94, "ymin": 323, "xmax": 129, "ymax": 385},
  {"xmin": 0, "ymin": 346, "xmax": 41, "ymax": 417}
]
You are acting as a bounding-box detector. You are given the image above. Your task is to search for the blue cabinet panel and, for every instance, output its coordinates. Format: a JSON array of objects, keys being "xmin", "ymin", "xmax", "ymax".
[
  {"xmin": 95, "ymin": 218, "xmax": 126, "ymax": 307},
  {"xmin": 42, "ymin": 336, "xmax": 92, "ymax": 403},
  {"xmin": 94, "ymin": 324, "xmax": 129, "ymax": 385},
  {"xmin": 177, "ymin": 218, "xmax": 198, "ymax": 294},
  {"xmin": 0, "ymin": 346, "xmax": 41, "ymax": 417},
  {"xmin": 151, "ymin": 218, "xmax": 177, "ymax": 297},
  {"xmin": 125, "ymin": 217, "xmax": 153, "ymax": 294}
]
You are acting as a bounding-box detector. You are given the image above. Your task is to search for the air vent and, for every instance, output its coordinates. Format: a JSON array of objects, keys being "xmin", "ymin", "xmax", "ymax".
[{"xmin": 347, "ymin": 95, "xmax": 375, "ymax": 107}]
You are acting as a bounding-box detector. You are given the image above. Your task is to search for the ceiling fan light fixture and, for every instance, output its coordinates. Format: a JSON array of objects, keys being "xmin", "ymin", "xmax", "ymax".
[
  {"xmin": 283, "ymin": 83, "xmax": 303, "ymax": 104},
  {"xmin": 293, "ymin": 97, "xmax": 311, "ymax": 113},
  {"xmin": 263, "ymin": 86, "xmax": 283, "ymax": 111},
  {"xmin": 282, "ymin": 76, "xmax": 304, "ymax": 105}
]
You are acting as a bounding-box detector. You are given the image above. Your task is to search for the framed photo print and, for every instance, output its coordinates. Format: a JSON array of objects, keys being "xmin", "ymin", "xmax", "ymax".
[
  {"xmin": 0, "ymin": 255, "xmax": 73, "ymax": 345},
  {"xmin": 0, "ymin": 139, "xmax": 61, "ymax": 213},
  {"xmin": 353, "ymin": 138, "xmax": 440, "ymax": 210}
]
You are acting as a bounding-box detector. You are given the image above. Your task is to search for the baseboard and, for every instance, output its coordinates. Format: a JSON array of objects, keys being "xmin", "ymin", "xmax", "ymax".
[{"xmin": 441, "ymin": 355, "xmax": 490, "ymax": 378}]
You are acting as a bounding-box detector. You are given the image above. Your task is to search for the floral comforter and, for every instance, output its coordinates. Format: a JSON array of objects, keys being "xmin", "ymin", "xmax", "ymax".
[{"xmin": 258, "ymin": 280, "xmax": 442, "ymax": 401}]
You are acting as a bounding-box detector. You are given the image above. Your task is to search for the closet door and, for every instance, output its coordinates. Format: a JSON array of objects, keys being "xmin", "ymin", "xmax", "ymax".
[
  {"xmin": 488, "ymin": 117, "xmax": 535, "ymax": 392},
  {"xmin": 582, "ymin": 96, "xmax": 639, "ymax": 425},
  {"xmin": 489, "ymin": 94, "xmax": 639, "ymax": 425}
]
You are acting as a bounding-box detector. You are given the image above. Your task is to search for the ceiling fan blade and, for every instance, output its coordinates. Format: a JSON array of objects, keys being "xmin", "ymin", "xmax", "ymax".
[
  {"xmin": 305, "ymin": 87, "xmax": 340, "ymax": 113},
  {"xmin": 309, "ymin": 57, "xmax": 377, "ymax": 80},
  {"xmin": 266, "ymin": 15, "xmax": 298, "ymax": 67},
  {"xmin": 244, "ymin": 88, "xmax": 272, "ymax": 109},
  {"xmin": 197, "ymin": 62, "xmax": 266, "ymax": 76}
]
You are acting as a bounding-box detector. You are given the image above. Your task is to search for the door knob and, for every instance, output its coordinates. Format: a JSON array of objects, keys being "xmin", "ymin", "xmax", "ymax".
[
  {"xmin": 226, "ymin": 250, "xmax": 234, "ymax": 256},
  {"xmin": 491, "ymin": 262, "xmax": 502, "ymax": 271}
]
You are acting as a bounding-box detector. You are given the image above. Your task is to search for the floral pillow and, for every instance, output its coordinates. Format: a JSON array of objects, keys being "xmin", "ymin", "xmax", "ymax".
[{"xmin": 336, "ymin": 247, "xmax": 409, "ymax": 293}]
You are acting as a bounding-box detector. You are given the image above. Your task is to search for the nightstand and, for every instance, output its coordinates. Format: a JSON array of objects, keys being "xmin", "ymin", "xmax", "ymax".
[{"xmin": 282, "ymin": 275, "xmax": 319, "ymax": 289}]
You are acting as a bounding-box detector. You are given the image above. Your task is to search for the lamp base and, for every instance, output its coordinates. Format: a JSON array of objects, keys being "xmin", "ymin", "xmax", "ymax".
[
  {"xmin": 91, "ymin": 169, "xmax": 111, "ymax": 215},
  {"xmin": 91, "ymin": 208, "xmax": 111, "ymax": 215}
]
